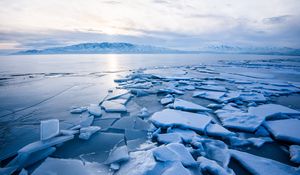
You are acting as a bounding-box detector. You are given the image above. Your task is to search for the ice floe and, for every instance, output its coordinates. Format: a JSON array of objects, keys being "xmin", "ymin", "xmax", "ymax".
[
  {"xmin": 205, "ymin": 123, "xmax": 236, "ymax": 138},
  {"xmin": 197, "ymin": 157, "xmax": 235, "ymax": 175},
  {"xmin": 160, "ymin": 94, "xmax": 174, "ymax": 105},
  {"xmin": 18, "ymin": 135, "xmax": 74, "ymax": 154},
  {"xmin": 101, "ymin": 100, "xmax": 127, "ymax": 113},
  {"xmin": 105, "ymin": 145, "xmax": 129, "ymax": 165},
  {"xmin": 169, "ymin": 98, "xmax": 211, "ymax": 112},
  {"xmin": 264, "ymin": 119, "xmax": 300, "ymax": 144},
  {"xmin": 88, "ymin": 104, "xmax": 102, "ymax": 117},
  {"xmin": 290, "ymin": 145, "xmax": 300, "ymax": 164},
  {"xmin": 150, "ymin": 109, "xmax": 212, "ymax": 132},
  {"xmin": 79, "ymin": 126, "xmax": 101, "ymax": 140},
  {"xmin": 230, "ymin": 149, "xmax": 300, "ymax": 175},
  {"xmin": 193, "ymin": 91, "xmax": 226, "ymax": 102},
  {"xmin": 153, "ymin": 143, "xmax": 197, "ymax": 167},
  {"xmin": 157, "ymin": 133, "xmax": 182, "ymax": 144}
]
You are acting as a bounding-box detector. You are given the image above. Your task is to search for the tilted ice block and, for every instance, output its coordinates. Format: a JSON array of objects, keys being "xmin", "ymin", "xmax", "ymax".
[
  {"xmin": 150, "ymin": 109, "xmax": 212, "ymax": 132},
  {"xmin": 230, "ymin": 149, "xmax": 300, "ymax": 175},
  {"xmin": 18, "ymin": 135, "xmax": 74, "ymax": 154},
  {"xmin": 40, "ymin": 119, "xmax": 59, "ymax": 141},
  {"xmin": 105, "ymin": 145, "xmax": 130, "ymax": 165}
]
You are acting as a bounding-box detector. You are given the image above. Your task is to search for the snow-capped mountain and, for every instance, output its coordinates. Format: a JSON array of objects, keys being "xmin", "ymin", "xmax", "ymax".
[
  {"xmin": 14, "ymin": 42, "xmax": 300, "ymax": 56},
  {"xmin": 15, "ymin": 42, "xmax": 180, "ymax": 54},
  {"xmin": 200, "ymin": 45, "xmax": 300, "ymax": 56}
]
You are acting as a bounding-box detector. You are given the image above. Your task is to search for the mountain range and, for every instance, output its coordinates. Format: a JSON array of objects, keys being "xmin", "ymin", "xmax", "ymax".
[{"xmin": 14, "ymin": 42, "xmax": 300, "ymax": 56}]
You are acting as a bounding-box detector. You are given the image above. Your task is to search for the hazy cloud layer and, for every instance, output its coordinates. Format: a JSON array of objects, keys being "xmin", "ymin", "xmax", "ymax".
[{"xmin": 0, "ymin": 0, "xmax": 299, "ymax": 51}]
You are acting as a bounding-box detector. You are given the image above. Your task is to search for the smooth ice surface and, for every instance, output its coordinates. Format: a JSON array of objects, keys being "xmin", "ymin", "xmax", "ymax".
[
  {"xmin": 101, "ymin": 100, "xmax": 127, "ymax": 113},
  {"xmin": 290, "ymin": 145, "xmax": 300, "ymax": 164},
  {"xmin": 88, "ymin": 104, "xmax": 102, "ymax": 117},
  {"xmin": 153, "ymin": 143, "xmax": 197, "ymax": 167},
  {"xmin": 18, "ymin": 135, "xmax": 74, "ymax": 154},
  {"xmin": 171, "ymin": 98, "xmax": 211, "ymax": 112},
  {"xmin": 150, "ymin": 109, "xmax": 212, "ymax": 132},
  {"xmin": 40, "ymin": 119, "xmax": 59, "ymax": 140},
  {"xmin": 230, "ymin": 149, "xmax": 300, "ymax": 175},
  {"xmin": 32, "ymin": 157, "xmax": 111, "ymax": 175},
  {"xmin": 265, "ymin": 119, "xmax": 300, "ymax": 144}
]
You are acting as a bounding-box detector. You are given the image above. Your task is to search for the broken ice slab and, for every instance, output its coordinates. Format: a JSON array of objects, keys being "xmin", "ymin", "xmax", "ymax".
[
  {"xmin": 161, "ymin": 161, "xmax": 191, "ymax": 175},
  {"xmin": 105, "ymin": 145, "xmax": 129, "ymax": 165},
  {"xmin": 157, "ymin": 133, "xmax": 182, "ymax": 144},
  {"xmin": 290, "ymin": 145, "xmax": 300, "ymax": 164},
  {"xmin": 70, "ymin": 107, "xmax": 87, "ymax": 114},
  {"xmin": 215, "ymin": 104, "xmax": 264, "ymax": 132},
  {"xmin": 101, "ymin": 100, "xmax": 127, "ymax": 113},
  {"xmin": 160, "ymin": 94, "xmax": 174, "ymax": 105},
  {"xmin": 197, "ymin": 157, "xmax": 235, "ymax": 175},
  {"xmin": 60, "ymin": 129, "xmax": 79, "ymax": 135},
  {"xmin": 101, "ymin": 112, "xmax": 122, "ymax": 119},
  {"xmin": 238, "ymin": 92, "xmax": 267, "ymax": 103},
  {"xmin": 248, "ymin": 104, "xmax": 300, "ymax": 119},
  {"xmin": 264, "ymin": 119, "xmax": 300, "ymax": 144},
  {"xmin": 167, "ymin": 128, "xmax": 197, "ymax": 143},
  {"xmin": 169, "ymin": 98, "xmax": 211, "ymax": 112},
  {"xmin": 205, "ymin": 123, "xmax": 236, "ymax": 138},
  {"xmin": 150, "ymin": 109, "xmax": 212, "ymax": 132},
  {"xmin": 230, "ymin": 149, "xmax": 300, "ymax": 175},
  {"xmin": 79, "ymin": 126, "xmax": 101, "ymax": 140},
  {"xmin": 197, "ymin": 85, "xmax": 227, "ymax": 92},
  {"xmin": 153, "ymin": 143, "xmax": 197, "ymax": 167},
  {"xmin": 137, "ymin": 107, "xmax": 150, "ymax": 118},
  {"xmin": 114, "ymin": 148, "xmax": 157, "ymax": 175},
  {"xmin": 106, "ymin": 89, "xmax": 129, "ymax": 100},
  {"xmin": 32, "ymin": 157, "xmax": 111, "ymax": 175},
  {"xmin": 193, "ymin": 91, "xmax": 226, "ymax": 102},
  {"xmin": 88, "ymin": 104, "xmax": 102, "ymax": 117},
  {"xmin": 18, "ymin": 135, "xmax": 74, "ymax": 154},
  {"xmin": 158, "ymin": 88, "xmax": 184, "ymax": 95},
  {"xmin": 79, "ymin": 115, "xmax": 94, "ymax": 128},
  {"xmin": 7, "ymin": 147, "xmax": 56, "ymax": 172},
  {"xmin": 40, "ymin": 119, "xmax": 59, "ymax": 141}
]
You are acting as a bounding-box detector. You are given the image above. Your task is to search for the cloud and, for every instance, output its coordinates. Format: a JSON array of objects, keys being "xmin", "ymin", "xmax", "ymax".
[
  {"xmin": 263, "ymin": 15, "xmax": 292, "ymax": 24},
  {"xmin": 0, "ymin": 0, "xmax": 300, "ymax": 51}
]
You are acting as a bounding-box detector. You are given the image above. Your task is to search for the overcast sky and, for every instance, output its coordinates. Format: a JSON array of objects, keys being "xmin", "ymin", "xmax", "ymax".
[{"xmin": 0, "ymin": 0, "xmax": 300, "ymax": 51}]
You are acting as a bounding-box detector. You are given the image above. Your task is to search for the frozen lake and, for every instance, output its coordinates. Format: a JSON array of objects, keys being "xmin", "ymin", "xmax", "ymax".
[{"xmin": 0, "ymin": 53, "xmax": 300, "ymax": 174}]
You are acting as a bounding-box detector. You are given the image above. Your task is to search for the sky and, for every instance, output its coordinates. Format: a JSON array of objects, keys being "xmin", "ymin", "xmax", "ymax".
[{"xmin": 0, "ymin": 0, "xmax": 300, "ymax": 52}]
